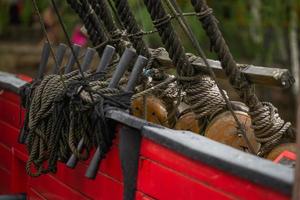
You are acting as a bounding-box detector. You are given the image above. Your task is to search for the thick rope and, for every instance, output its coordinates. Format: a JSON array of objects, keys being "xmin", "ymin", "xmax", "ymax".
[
  {"xmin": 143, "ymin": 0, "xmax": 192, "ymax": 77},
  {"xmin": 190, "ymin": 0, "xmax": 294, "ymax": 155},
  {"xmin": 250, "ymin": 102, "xmax": 292, "ymax": 156},
  {"xmin": 182, "ymin": 75, "xmax": 226, "ymax": 120},
  {"xmin": 66, "ymin": 0, "xmax": 108, "ymax": 55},
  {"xmin": 22, "ymin": 71, "xmax": 132, "ymax": 177},
  {"xmin": 163, "ymin": 0, "xmax": 252, "ymax": 150},
  {"xmin": 113, "ymin": 0, "xmax": 151, "ymax": 58},
  {"xmin": 143, "ymin": 0, "xmax": 226, "ymax": 123},
  {"xmin": 88, "ymin": 0, "xmax": 127, "ymax": 55},
  {"xmin": 132, "ymin": 77, "xmax": 176, "ymax": 100}
]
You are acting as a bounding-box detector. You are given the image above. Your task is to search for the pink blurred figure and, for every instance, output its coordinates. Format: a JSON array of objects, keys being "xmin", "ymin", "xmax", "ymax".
[{"xmin": 71, "ymin": 25, "xmax": 88, "ymax": 46}]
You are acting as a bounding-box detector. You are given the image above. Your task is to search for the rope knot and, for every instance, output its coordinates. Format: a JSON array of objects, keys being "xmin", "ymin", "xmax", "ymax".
[
  {"xmin": 183, "ymin": 75, "xmax": 226, "ymax": 120},
  {"xmin": 249, "ymin": 102, "xmax": 292, "ymax": 156},
  {"xmin": 196, "ymin": 8, "xmax": 213, "ymax": 20},
  {"xmin": 153, "ymin": 14, "xmax": 172, "ymax": 29}
]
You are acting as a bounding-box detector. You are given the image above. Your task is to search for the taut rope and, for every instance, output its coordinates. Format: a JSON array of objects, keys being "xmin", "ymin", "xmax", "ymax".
[{"xmin": 190, "ymin": 0, "xmax": 294, "ymax": 155}]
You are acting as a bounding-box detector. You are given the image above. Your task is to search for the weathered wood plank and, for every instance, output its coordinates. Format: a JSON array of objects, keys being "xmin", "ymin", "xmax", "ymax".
[{"xmin": 155, "ymin": 50, "xmax": 295, "ymax": 88}]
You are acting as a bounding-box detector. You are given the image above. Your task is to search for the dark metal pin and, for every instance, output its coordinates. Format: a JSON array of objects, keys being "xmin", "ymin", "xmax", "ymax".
[
  {"xmin": 125, "ymin": 55, "xmax": 148, "ymax": 92},
  {"xmin": 66, "ymin": 48, "xmax": 136, "ymax": 170},
  {"xmin": 81, "ymin": 47, "xmax": 96, "ymax": 72},
  {"xmin": 52, "ymin": 43, "xmax": 67, "ymax": 74},
  {"xmin": 36, "ymin": 42, "xmax": 51, "ymax": 79},
  {"xmin": 64, "ymin": 44, "xmax": 81, "ymax": 74},
  {"xmin": 85, "ymin": 53, "xmax": 147, "ymax": 179},
  {"xmin": 108, "ymin": 48, "xmax": 136, "ymax": 88},
  {"xmin": 65, "ymin": 139, "xmax": 84, "ymax": 168},
  {"xmin": 96, "ymin": 45, "xmax": 116, "ymax": 73}
]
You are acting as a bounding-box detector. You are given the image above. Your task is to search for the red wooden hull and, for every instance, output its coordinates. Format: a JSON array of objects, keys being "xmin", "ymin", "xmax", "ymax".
[{"xmin": 0, "ymin": 72, "xmax": 293, "ymax": 199}]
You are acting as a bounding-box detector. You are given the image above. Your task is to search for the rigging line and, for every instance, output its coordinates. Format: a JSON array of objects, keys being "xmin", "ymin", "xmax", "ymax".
[
  {"xmin": 80, "ymin": 0, "xmax": 115, "ymax": 56},
  {"xmin": 50, "ymin": 0, "xmax": 85, "ymax": 78},
  {"xmin": 50, "ymin": 0, "xmax": 95, "ymax": 102},
  {"xmin": 87, "ymin": 29, "xmax": 159, "ymax": 53},
  {"xmin": 89, "ymin": 0, "xmax": 125, "ymax": 54},
  {"xmin": 112, "ymin": 0, "xmax": 150, "ymax": 57},
  {"xmin": 66, "ymin": 0, "xmax": 109, "ymax": 56},
  {"xmin": 30, "ymin": 0, "xmax": 67, "ymax": 88},
  {"xmin": 107, "ymin": 0, "xmax": 124, "ymax": 28},
  {"xmin": 163, "ymin": 0, "xmax": 255, "ymax": 153},
  {"xmin": 80, "ymin": 0, "xmax": 111, "ymax": 38}
]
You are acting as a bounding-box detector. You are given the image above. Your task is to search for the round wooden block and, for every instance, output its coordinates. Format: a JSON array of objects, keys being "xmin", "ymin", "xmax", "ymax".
[
  {"xmin": 265, "ymin": 143, "xmax": 296, "ymax": 161},
  {"xmin": 131, "ymin": 95, "xmax": 169, "ymax": 127},
  {"xmin": 205, "ymin": 111, "xmax": 260, "ymax": 153},
  {"xmin": 175, "ymin": 112, "xmax": 201, "ymax": 134}
]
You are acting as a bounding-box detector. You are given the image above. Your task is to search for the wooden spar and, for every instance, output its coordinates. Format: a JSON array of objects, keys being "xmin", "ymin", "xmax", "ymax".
[
  {"xmin": 0, "ymin": 43, "xmax": 294, "ymax": 88},
  {"xmin": 155, "ymin": 49, "xmax": 295, "ymax": 88}
]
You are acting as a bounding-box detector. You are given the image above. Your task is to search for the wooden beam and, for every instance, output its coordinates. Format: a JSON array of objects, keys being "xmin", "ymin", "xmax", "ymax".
[
  {"xmin": 0, "ymin": 43, "xmax": 294, "ymax": 88},
  {"xmin": 155, "ymin": 50, "xmax": 295, "ymax": 88}
]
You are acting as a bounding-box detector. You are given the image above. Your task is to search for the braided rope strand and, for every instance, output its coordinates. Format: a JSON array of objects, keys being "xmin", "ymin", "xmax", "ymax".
[
  {"xmin": 143, "ymin": 0, "xmax": 225, "ymax": 120},
  {"xmin": 190, "ymin": 0, "xmax": 294, "ymax": 155},
  {"xmin": 89, "ymin": 0, "xmax": 126, "ymax": 54},
  {"xmin": 66, "ymin": 0, "xmax": 108, "ymax": 55},
  {"xmin": 113, "ymin": 0, "xmax": 151, "ymax": 57},
  {"xmin": 22, "ymin": 71, "xmax": 132, "ymax": 176}
]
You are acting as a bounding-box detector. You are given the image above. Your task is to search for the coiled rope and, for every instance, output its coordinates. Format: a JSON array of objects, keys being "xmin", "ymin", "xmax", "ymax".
[
  {"xmin": 143, "ymin": 0, "xmax": 226, "ymax": 124},
  {"xmin": 22, "ymin": 71, "xmax": 132, "ymax": 177},
  {"xmin": 182, "ymin": 75, "xmax": 226, "ymax": 120},
  {"xmin": 190, "ymin": 0, "xmax": 294, "ymax": 155}
]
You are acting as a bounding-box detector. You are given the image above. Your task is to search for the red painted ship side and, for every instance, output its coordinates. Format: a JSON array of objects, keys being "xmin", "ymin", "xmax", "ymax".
[{"xmin": 0, "ymin": 72, "xmax": 293, "ymax": 199}]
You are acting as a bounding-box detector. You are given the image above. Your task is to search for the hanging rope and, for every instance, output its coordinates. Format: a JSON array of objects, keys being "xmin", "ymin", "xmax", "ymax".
[
  {"xmin": 142, "ymin": 0, "xmax": 227, "ymax": 125},
  {"xmin": 190, "ymin": 0, "xmax": 294, "ymax": 156},
  {"xmin": 163, "ymin": 0, "xmax": 255, "ymax": 150},
  {"xmin": 88, "ymin": 0, "xmax": 127, "ymax": 54},
  {"xmin": 66, "ymin": 0, "xmax": 109, "ymax": 55},
  {"xmin": 22, "ymin": 0, "xmax": 133, "ymax": 177},
  {"xmin": 113, "ymin": 0, "xmax": 151, "ymax": 58},
  {"xmin": 22, "ymin": 71, "xmax": 132, "ymax": 177}
]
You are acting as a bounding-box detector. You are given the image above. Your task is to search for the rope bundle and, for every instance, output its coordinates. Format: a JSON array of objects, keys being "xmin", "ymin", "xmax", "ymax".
[
  {"xmin": 250, "ymin": 102, "xmax": 292, "ymax": 156},
  {"xmin": 34, "ymin": 0, "xmax": 294, "ymax": 160},
  {"xmin": 21, "ymin": 71, "xmax": 132, "ymax": 177},
  {"xmin": 190, "ymin": 0, "xmax": 295, "ymax": 155},
  {"xmin": 143, "ymin": 0, "xmax": 227, "ymax": 124},
  {"xmin": 183, "ymin": 75, "xmax": 225, "ymax": 120}
]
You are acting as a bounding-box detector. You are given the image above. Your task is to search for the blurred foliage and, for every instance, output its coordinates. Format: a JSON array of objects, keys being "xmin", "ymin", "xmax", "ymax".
[
  {"xmin": 0, "ymin": 0, "xmax": 77, "ymax": 35},
  {"xmin": 128, "ymin": 0, "xmax": 300, "ymax": 66},
  {"xmin": 0, "ymin": 0, "xmax": 299, "ymax": 66}
]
